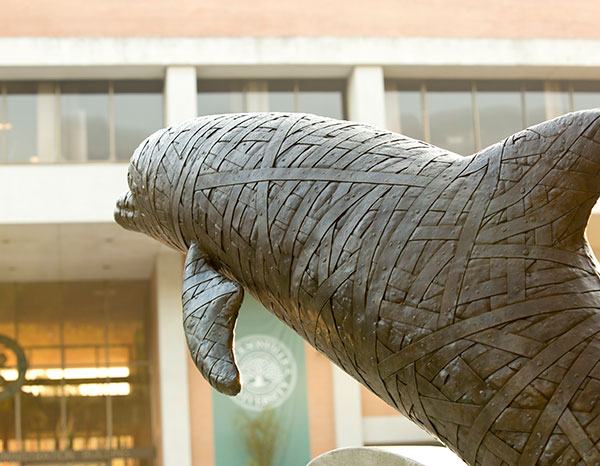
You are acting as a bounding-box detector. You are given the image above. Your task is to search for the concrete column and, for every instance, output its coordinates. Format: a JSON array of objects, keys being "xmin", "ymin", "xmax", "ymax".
[
  {"xmin": 164, "ymin": 66, "xmax": 198, "ymax": 127},
  {"xmin": 332, "ymin": 365, "xmax": 364, "ymax": 448},
  {"xmin": 346, "ymin": 66, "xmax": 386, "ymax": 128},
  {"xmin": 544, "ymin": 81, "xmax": 569, "ymax": 119},
  {"xmin": 329, "ymin": 65, "xmax": 387, "ymax": 449},
  {"xmin": 153, "ymin": 67, "xmax": 197, "ymax": 466},
  {"xmin": 36, "ymin": 83, "xmax": 58, "ymax": 162},
  {"xmin": 151, "ymin": 250, "xmax": 191, "ymax": 466},
  {"xmin": 244, "ymin": 80, "xmax": 269, "ymax": 112}
]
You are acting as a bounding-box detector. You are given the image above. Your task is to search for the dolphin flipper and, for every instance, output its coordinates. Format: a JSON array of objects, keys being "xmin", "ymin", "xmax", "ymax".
[{"xmin": 182, "ymin": 243, "xmax": 243, "ymax": 395}]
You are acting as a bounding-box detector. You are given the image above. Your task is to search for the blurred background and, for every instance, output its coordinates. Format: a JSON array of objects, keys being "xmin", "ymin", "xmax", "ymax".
[{"xmin": 0, "ymin": 1, "xmax": 599, "ymax": 465}]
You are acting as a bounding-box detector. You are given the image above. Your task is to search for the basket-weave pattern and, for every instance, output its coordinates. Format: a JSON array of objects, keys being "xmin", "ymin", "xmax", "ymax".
[{"xmin": 119, "ymin": 110, "xmax": 600, "ymax": 465}]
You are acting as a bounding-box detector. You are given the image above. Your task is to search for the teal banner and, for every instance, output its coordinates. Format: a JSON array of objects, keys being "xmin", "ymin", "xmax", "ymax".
[{"xmin": 212, "ymin": 296, "xmax": 311, "ymax": 466}]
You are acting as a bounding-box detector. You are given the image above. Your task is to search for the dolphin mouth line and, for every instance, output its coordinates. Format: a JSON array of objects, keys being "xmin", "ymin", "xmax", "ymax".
[{"xmin": 114, "ymin": 192, "xmax": 138, "ymax": 231}]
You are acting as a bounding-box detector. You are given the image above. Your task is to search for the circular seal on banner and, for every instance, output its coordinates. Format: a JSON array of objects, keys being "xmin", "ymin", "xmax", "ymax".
[
  {"xmin": 232, "ymin": 334, "xmax": 297, "ymax": 411},
  {"xmin": 0, "ymin": 334, "xmax": 28, "ymax": 401}
]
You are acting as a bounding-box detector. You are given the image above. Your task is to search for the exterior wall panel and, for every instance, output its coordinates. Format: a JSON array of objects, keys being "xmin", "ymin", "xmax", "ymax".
[{"xmin": 0, "ymin": 0, "xmax": 599, "ymax": 39}]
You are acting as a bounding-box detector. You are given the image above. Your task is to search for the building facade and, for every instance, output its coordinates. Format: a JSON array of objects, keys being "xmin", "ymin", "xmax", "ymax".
[{"xmin": 0, "ymin": 2, "xmax": 599, "ymax": 465}]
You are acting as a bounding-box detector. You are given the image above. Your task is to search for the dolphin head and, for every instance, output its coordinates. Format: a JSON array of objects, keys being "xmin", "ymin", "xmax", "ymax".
[{"xmin": 114, "ymin": 127, "xmax": 187, "ymax": 252}]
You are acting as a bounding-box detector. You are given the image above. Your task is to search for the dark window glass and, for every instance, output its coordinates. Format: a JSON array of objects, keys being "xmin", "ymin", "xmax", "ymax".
[
  {"xmin": 2, "ymin": 80, "xmax": 163, "ymax": 164},
  {"xmin": 60, "ymin": 82, "xmax": 110, "ymax": 161},
  {"xmin": 66, "ymin": 393, "xmax": 108, "ymax": 450},
  {"xmin": 573, "ymin": 81, "xmax": 600, "ymax": 111},
  {"xmin": 0, "ymin": 397, "xmax": 15, "ymax": 452},
  {"xmin": 0, "ymin": 284, "xmax": 16, "ymax": 453},
  {"xmin": 5, "ymin": 83, "xmax": 38, "ymax": 163},
  {"xmin": 385, "ymin": 81, "xmax": 424, "ymax": 140},
  {"xmin": 21, "ymin": 391, "xmax": 63, "ymax": 451},
  {"xmin": 0, "ymin": 284, "xmax": 15, "ymax": 340},
  {"xmin": 0, "ymin": 281, "xmax": 152, "ymax": 457},
  {"xmin": 62, "ymin": 282, "xmax": 107, "ymax": 368},
  {"xmin": 16, "ymin": 283, "xmax": 63, "ymax": 451},
  {"xmin": 523, "ymin": 81, "xmax": 547, "ymax": 127},
  {"xmin": 114, "ymin": 81, "xmax": 163, "ymax": 161},
  {"xmin": 267, "ymin": 80, "xmax": 296, "ymax": 112},
  {"xmin": 545, "ymin": 82, "xmax": 570, "ymax": 119},
  {"xmin": 197, "ymin": 81, "xmax": 244, "ymax": 116},
  {"xmin": 297, "ymin": 80, "xmax": 345, "ymax": 119},
  {"xmin": 112, "ymin": 365, "xmax": 152, "ymax": 449},
  {"xmin": 107, "ymin": 282, "xmax": 150, "ymax": 365},
  {"xmin": 477, "ymin": 81, "xmax": 524, "ymax": 148},
  {"xmin": 427, "ymin": 81, "xmax": 476, "ymax": 155},
  {"xmin": 197, "ymin": 79, "xmax": 345, "ymax": 118}
]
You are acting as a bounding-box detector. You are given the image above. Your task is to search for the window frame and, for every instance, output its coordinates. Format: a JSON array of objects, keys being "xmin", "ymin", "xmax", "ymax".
[
  {"xmin": 384, "ymin": 79, "xmax": 599, "ymax": 153},
  {"xmin": 197, "ymin": 78, "xmax": 347, "ymax": 119},
  {"xmin": 0, "ymin": 80, "xmax": 164, "ymax": 164}
]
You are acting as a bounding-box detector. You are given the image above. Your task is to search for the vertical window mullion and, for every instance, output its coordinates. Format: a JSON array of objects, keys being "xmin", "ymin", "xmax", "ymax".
[
  {"xmin": 420, "ymin": 82, "xmax": 430, "ymax": 143},
  {"xmin": 294, "ymin": 80, "xmax": 300, "ymax": 113},
  {"xmin": 14, "ymin": 286, "xmax": 22, "ymax": 451},
  {"xmin": 472, "ymin": 82, "xmax": 481, "ymax": 152},
  {"xmin": 59, "ymin": 283, "xmax": 67, "ymax": 450},
  {"xmin": 243, "ymin": 80, "xmax": 269, "ymax": 112},
  {"xmin": 568, "ymin": 81, "xmax": 575, "ymax": 112},
  {"xmin": 543, "ymin": 80, "xmax": 568, "ymax": 120},
  {"xmin": 544, "ymin": 80, "xmax": 553, "ymax": 119},
  {"xmin": 109, "ymin": 81, "xmax": 116, "ymax": 162},
  {"xmin": 1, "ymin": 84, "xmax": 6, "ymax": 163},
  {"xmin": 520, "ymin": 84, "xmax": 527, "ymax": 128},
  {"xmin": 14, "ymin": 385, "xmax": 21, "ymax": 452},
  {"xmin": 104, "ymin": 283, "xmax": 113, "ymax": 449},
  {"xmin": 55, "ymin": 83, "xmax": 62, "ymax": 163},
  {"xmin": 383, "ymin": 80, "xmax": 396, "ymax": 131}
]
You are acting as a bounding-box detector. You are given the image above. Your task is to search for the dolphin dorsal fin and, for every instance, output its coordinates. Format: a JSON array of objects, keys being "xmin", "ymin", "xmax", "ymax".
[
  {"xmin": 182, "ymin": 243, "xmax": 243, "ymax": 395},
  {"xmin": 481, "ymin": 110, "xmax": 600, "ymax": 249}
]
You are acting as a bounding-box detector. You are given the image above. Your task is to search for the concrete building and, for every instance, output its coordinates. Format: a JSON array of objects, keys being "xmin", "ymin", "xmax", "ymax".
[{"xmin": 0, "ymin": 1, "xmax": 599, "ymax": 465}]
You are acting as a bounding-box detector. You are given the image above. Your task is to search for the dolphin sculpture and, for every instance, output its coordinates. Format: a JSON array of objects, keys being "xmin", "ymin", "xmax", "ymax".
[{"xmin": 115, "ymin": 109, "xmax": 600, "ymax": 466}]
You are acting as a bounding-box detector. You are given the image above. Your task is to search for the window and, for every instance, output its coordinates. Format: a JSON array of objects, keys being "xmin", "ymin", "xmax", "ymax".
[
  {"xmin": 522, "ymin": 81, "xmax": 549, "ymax": 127},
  {"xmin": 476, "ymin": 81, "xmax": 523, "ymax": 149},
  {"xmin": 0, "ymin": 281, "xmax": 154, "ymax": 465},
  {"xmin": 2, "ymin": 83, "xmax": 39, "ymax": 164},
  {"xmin": 114, "ymin": 82, "xmax": 164, "ymax": 161},
  {"xmin": 198, "ymin": 79, "xmax": 346, "ymax": 119},
  {"xmin": 197, "ymin": 80, "xmax": 245, "ymax": 115},
  {"xmin": 0, "ymin": 81, "xmax": 163, "ymax": 164},
  {"xmin": 61, "ymin": 82, "xmax": 110, "ymax": 162},
  {"xmin": 384, "ymin": 81, "xmax": 424, "ymax": 141},
  {"xmin": 426, "ymin": 81, "xmax": 475, "ymax": 155},
  {"xmin": 385, "ymin": 80, "xmax": 600, "ymax": 154},
  {"xmin": 573, "ymin": 81, "xmax": 600, "ymax": 111}
]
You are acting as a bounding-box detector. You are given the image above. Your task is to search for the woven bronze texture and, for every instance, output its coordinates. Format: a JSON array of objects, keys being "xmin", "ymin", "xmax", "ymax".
[{"xmin": 115, "ymin": 110, "xmax": 600, "ymax": 465}]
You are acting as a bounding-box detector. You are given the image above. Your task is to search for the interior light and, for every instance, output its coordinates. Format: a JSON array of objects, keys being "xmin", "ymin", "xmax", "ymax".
[
  {"xmin": 0, "ymin": 369, "xmax": 18, "ymax": 381},
  {"xmin": 447, "ymin": 135, "xmax": 464, "ymax": 145},
  {"xmin": 79, "ymin": 382, "xmax": 130, "ymax": 396},
  {"xmin": 29, "ymin": 156, "xmax": 40, "ymax": 163},
  {"xmin": 62, "ymin": 366, "xmax": 130, "ymax": 379},
  {"xmin": 21, "ymin": 382, "xmax": 131, "ymax": 397},
  {"xmin": 0, "ymin": 366, "xmax": 130, "ymax": 381},
  {"xmin": 0, "ymin": 123, "xmax": 12, "ymax": 130}
]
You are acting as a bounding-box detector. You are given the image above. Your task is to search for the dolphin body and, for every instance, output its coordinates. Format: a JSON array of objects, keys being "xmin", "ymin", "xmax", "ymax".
[{"xmin": 115, "ymin": 110, "xmax": 600, "ymax": 466}]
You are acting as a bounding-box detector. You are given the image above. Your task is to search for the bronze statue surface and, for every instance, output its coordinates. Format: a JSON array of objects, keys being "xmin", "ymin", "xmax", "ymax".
[{"xmin": 115, "ymin": 109, "xmax": 600, "ymax": 466}]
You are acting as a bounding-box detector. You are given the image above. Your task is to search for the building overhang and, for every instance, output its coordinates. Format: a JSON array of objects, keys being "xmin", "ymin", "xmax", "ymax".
[{"xmin": 0, "ymin": 37, "xmax": 599, "ymax": 80}]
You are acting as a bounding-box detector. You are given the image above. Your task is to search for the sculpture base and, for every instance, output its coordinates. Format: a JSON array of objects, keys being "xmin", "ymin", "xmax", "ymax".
[{"xmin": 307, "ymin": 447, "xmax": 425, "ymax": 466}]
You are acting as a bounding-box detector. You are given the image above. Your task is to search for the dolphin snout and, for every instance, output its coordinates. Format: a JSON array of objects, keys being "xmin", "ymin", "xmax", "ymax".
[{"xmin": 114, "ymin": 191, "xmax": 138, "ymax": 232}]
